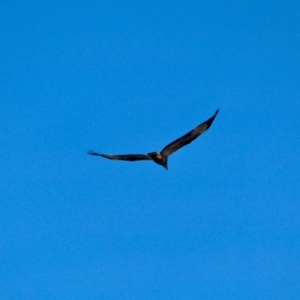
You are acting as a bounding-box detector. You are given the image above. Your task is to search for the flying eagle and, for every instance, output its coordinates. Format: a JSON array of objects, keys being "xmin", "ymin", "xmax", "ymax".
[{"xmin": 88, "ymin": 109, "xmax": 219, "ymax": 170}]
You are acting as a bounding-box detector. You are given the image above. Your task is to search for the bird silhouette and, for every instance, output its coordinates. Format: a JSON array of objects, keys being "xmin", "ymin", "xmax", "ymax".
[{"xmin": 88, "ymin": 109, "xmax": 219, "ymax": 170}]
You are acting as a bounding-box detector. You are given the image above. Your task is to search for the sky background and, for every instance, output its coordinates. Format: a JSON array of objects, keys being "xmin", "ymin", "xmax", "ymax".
[{"xmin": 1, "ymin": 0, "xmax": 300, "ymax": 299}]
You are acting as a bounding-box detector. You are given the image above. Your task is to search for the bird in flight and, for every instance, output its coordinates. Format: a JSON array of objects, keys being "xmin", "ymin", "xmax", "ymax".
[{"xmin": 88, "ymin": 109, "xmax": 219, "ymax": 170}]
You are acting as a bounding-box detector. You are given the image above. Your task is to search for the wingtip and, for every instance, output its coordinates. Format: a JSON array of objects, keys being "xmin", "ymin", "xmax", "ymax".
[
  {"xmin": 87, "ymin": 150, "xmax": 102, "ymax": 156},
  {"xmin": 215, "ymin": 109, "xmax": 220, "ymax": 115}
]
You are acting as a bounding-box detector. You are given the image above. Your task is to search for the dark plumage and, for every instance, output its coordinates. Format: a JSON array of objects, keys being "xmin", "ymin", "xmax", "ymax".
[{"xmin": 88, "ymin": 109, "xmax": 219, "ymax": 170}]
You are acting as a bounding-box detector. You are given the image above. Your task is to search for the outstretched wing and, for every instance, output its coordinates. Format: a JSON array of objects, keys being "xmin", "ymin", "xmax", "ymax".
[
  {"xmin": 87, "ymin": 150, "xmax": 151, "ymax": 162},
  {"xmin": 161, "ymin": 109, "xmax": 219, "ymax": 157}
]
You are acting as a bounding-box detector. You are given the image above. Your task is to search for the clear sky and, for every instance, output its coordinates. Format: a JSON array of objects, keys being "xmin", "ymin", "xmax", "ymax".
[{"xmin": 1, "ymin": 0, "xmax": 300, "ymax": 299}]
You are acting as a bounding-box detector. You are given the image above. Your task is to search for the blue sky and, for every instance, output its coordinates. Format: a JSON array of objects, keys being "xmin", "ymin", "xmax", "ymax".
[{"xmin": 1, "ymin": 0, "xmax": 300, "ymax": 299}]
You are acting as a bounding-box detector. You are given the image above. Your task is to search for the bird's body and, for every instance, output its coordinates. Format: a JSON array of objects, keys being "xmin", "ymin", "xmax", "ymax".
[
  {"xmin": 88, "ymin": 109, "xmax": 219, "ymax": 170},
  {"xmin": 147, "ymin": 152, "xmax": 167, "ymax": 168}
]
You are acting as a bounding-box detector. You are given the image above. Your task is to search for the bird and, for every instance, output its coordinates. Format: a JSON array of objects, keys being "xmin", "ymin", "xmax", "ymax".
[{"xmin": 88, "ymin": 109, "xmax": 219, "ymax": 170}]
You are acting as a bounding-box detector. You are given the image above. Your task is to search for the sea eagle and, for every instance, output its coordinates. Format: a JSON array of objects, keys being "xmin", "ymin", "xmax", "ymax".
[{"xmin": 88, "ymin": 109, "xmax": 219, "ymax": 170}]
